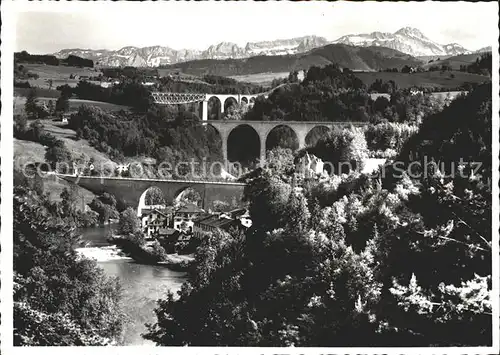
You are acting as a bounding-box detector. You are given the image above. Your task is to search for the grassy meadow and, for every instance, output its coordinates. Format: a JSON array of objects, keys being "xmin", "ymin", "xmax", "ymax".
[
  {"xmin": 14, "ymin": 96, "xmax": 129, "ymax": 115},
  {"xmin": 353, "ymin": 70, "xmax": 488, "ymax": 89},
  {"xmin": 230, "ymin": 72, "xmax": 289, "ymax": 86},
  {"xmin": 14, "ymin": 119, "xmax": 119, "ymax": 205},
  {"xmin": 20, "ymin": 64, "xmax": 100, "ymax": 89}
]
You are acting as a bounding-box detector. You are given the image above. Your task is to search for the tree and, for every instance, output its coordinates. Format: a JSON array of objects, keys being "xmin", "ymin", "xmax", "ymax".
[
  {"xmin": 150, "ymin": 240, "xmax": 167, "ymax": 262},
  {"xmin": 55, "ymin": 92, "xmax": 70, "ymax": 114},
  {"xmin": 118, "ymin": 207, "xmax": 140, "ymax": 236},
  {"xmin": 286, "ymin": 189, "xmax": 310, "ymax": 233},
  {"xmin": 45, "ymin": 140, "xmax": 72, "ymax": 169},
  {"xmin": 287, "ymin": 70, "xmax": 299, "ymax": 83},
  {"xmin": 14, "ymin": 114, "xmax": 27, "ymax": 138},
  {"xmin": 28, "ymin": 119, "xmax": 45, "ymax": 142},
  {"xmin": 212, "ymin": 200, "xmax": 230, "ymax": 213},
  {"xmin": 144, "ymin": 187, "xmax": 166, "ymax": 205},
  {"xmin": 178, "ymin": 188, "xmax": 202, "ymax": 206},
  {"xmin": 401, "ymin": 65, "xmax": 412, "ymax": 73},
  {"xmin": 309, "ymin": 197, "xmax": 322, "ymax": 228},
  {"xmin": 99, "ymin": 192, "xmax": 117, "ymax": 208},
  {"xmin": 47, "ymin": 100, "xmax": 55, "ymax": 115},
  {"xmin": 60, "ymin": 185, "xmax": 79, "ymax": 217},
  {"xmin": 89, "ymin": 198, "xmax": 119, "ymax": 224},
  {"xmin": 25, "ymin": 88, "xmax": 39, "ymax": 119}
]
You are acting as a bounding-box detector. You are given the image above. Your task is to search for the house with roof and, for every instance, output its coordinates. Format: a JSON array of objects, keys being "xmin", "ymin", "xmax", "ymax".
[
  {"xmin": 115, "ymin": 163, "xmax": 130, "ymax": 176},
  {"xmin": 173, "ymin": 203, "xmax": 204, "ymax": 233},
  {"xmin": 236, "ymin": 209, "xmax": 252, "ymax": 228},
  {"xmin": 192, "ymin": 213, "xmax": 241, "ymax": 238},
  {"xmin": 141, "ymin": 208, "xmax": 173, "ymax": 237},
  {"xmin": 220, "ymin": 208, "xmax": 252, "ymax": 229}
]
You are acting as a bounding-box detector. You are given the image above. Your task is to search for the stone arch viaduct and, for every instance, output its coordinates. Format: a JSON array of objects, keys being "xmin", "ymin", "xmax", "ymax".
[
  {"xmin": 58, "ymin": 174, "xmax": 246, "ymax": 216},
  {"xmin": 206, "ymin": 120, "xmax": 367, "ymax": 163},
  {"xmin": 152, "ymin": 91, "xmax": 369, "ymax": 162}
]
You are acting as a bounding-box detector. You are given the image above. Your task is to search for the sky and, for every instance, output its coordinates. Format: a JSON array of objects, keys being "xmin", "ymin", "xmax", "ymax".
[{"xmin": 14, "ymin": 1, "xmax": 498, "ymax": 54}]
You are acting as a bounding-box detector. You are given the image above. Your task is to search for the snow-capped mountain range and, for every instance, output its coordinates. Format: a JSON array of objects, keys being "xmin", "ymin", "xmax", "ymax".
[
  {"xmin": 332, "ymin": 27, "xmax": 471, "ymax": 57},
  {"xmin": 54, "ymin": 36, "xmax": 329, "ymax": 67},
  {"xmin": 53, "ymin": 27, "xmax": 485, "ymax": 67}
]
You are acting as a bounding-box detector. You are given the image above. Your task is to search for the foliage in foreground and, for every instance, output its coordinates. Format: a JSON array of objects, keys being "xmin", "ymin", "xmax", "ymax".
[
  {"xmin": 13, "ymin": 184, "xmax": 124, "ymax": 345},
  {"xmin": 144, "ymin": 83, "xmax": 492, "ymax": 346}
]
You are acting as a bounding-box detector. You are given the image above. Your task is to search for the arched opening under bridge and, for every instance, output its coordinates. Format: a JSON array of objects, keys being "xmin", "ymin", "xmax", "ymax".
[
  {"xmin": 266, "ymin": 125, "xmax": 299, "ymax": 152},
  {"xmin": 207, "ymin": 96, "xmax": 222, "ymax": 120},
  {"xmin": 227, "ymin": 124, "xmax": 261, "ymax": 167},
  {"xmin": 305, "ymin": 126, "xmax": 331, "ymax": 147}
]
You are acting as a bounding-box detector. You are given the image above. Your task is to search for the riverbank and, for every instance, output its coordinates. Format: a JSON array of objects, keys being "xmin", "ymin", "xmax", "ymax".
[
  {"xmin": 107, "ymin": 235, "xmax": 195, "ymax": 271},
  {"xmin": 76, "ymin": 224, "xmax": 188, "ymax": 345}
]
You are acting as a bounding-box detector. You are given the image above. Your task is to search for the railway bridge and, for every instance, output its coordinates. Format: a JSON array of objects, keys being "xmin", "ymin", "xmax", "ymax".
[
  {"xmin": 152, "ymin": 90, "xmax": 369, "ymax": 162},
  {"xmin": 57, "ymin": 174, "xmax": 246, "ymax": 216},
  {"xmin": 151, "ymin": 92, "xmax": 267, "ymax": 120},
  {"xmin": 206, "ymin": 120, "xmax": 368, "ymax": 162}
]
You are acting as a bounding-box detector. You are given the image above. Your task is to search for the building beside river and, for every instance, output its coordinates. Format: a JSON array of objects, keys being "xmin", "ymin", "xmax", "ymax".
[{"xmin": 141, "ymin": 207, "xmax": 173, "ymax": 237}]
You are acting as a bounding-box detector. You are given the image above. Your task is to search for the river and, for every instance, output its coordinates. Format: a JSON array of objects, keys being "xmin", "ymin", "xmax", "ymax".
[{"xmin": 76, "ymin": 224, "xmax": 187, "ymax": 345}]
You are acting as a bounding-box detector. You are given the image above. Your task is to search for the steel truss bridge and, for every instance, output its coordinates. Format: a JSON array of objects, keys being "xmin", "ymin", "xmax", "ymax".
[{"xmin": 151, "ymin": 92, "xmax": 207, "ymax": 105}]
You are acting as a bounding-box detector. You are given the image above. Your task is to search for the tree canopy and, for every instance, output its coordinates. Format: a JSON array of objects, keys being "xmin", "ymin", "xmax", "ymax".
[{"xmin": 144, "ymin": 82, "xmax": 492, "ymax": 346}]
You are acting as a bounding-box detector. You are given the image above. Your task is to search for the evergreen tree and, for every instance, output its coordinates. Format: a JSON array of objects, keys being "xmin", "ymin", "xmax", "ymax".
[
  {"xmin": 60, "ymin": 185, "xmax": 79, "ymax": 218},
  {"xmin": 25, "ymin": 88, "xmax": 38, "ymax": 119},
  {"xmin": 286, "ymin": 189, "xmax": 310, "ymax": 233},
  {"xmin": 309, "ymin": 197, "xmax": 322, "ymax": 228},
  {"xmin": 55, "ymin": 92, "xmax": 70, "ymax": 114}
]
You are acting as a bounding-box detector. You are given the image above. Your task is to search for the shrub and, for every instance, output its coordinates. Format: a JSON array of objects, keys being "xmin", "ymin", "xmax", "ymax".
[{"xmin": 364, "ymin": 122, "xmax": 418, "ymax": 153}]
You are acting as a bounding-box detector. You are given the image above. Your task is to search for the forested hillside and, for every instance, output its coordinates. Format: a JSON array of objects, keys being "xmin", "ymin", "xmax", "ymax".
[
  {"xmin": 145, "ymin": 82, "xmax": 492, "ymax": 346},
  {"xmin": 246, "ymin": 63, "xmax": 447, "ymax": 123}
]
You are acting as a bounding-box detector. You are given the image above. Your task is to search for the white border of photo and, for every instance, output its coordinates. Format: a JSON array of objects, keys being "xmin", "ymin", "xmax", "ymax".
[{"xmin": 1, "ymin": 1, "xmax": 499, "ymax": 354}]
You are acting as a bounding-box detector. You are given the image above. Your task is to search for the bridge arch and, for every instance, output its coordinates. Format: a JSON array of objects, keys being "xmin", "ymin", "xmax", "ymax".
[
  {"xmin": 137, "ymin": 186, "xmax": 167, "ymax": 217},
  {"xmin": 241, "ymin": 97, "xmax": 248, "ymax": 105},
  {"xmin": 265, "ymin": 124, "xmax": 300, "ymax": 152},
  {"xmin": 223, "ymin": 96, "xmax": 238, "ymax": 114},
  {"xmin": 207, "ymin": 96, "xmax": 222, "ymax": 120},
  {"xmin": 305, "ymin": 125, "xmax": 331, "ymax": 147},
  {"xmin": 227, "ymin": 124, "xmax": 261, "ymax": 165},
  {"xmin": 174, "ymin": 186, "xmax": 204, "ymax": 206}
]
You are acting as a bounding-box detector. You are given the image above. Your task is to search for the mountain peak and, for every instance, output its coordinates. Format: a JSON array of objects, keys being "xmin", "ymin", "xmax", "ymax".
[
  {"xmin": 332, "ymin": 26, "xmax": 469, "ymax": 57},
  {"xmin": 395, "ymin": 27, "xmax": 426, "ymax": 39}
]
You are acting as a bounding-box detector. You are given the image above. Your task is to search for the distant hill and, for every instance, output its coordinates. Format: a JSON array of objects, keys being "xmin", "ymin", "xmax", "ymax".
[
  {"xmin": 161, "ymin": 44, "xmax": 423, "ymax": 77},
  {"xmin": 15, "ymin": 51, "xmax": 94, "ymax": 68},
  {"xmin": 421, "ymin": 52, "xmax": 492, "ymax": 71}
]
